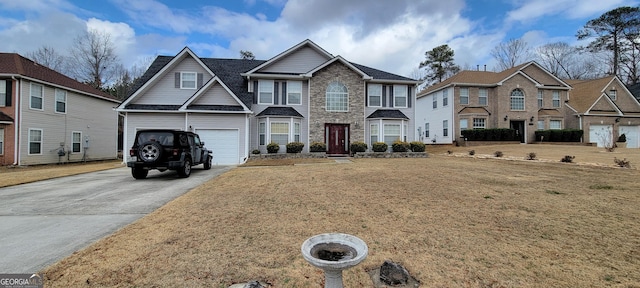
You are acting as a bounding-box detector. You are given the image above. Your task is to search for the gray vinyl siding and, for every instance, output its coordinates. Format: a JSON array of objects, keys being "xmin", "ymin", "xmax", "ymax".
[
  {"xmin": 261, "ymin": 47, "xmax": 329, "ymax": 74},
  {"xmin": 192, "ymin": 83, "xmax": 238, "ymax": 106},
  {"xmin": 135, "ymin": 57, "xmax": 211, "ymax": 105},
  {"xmin": 19, "ymin": 80, "xmax": 118, "ymax": 165},
  {"xmin": 249, "ymin": 81, "xmax": 310, "ymax": 152}
]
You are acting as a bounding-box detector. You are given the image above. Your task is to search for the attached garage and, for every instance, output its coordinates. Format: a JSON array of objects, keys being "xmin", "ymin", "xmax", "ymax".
[
  {"xmin": 588, "ymin": 125, "xmax": 613, "ymax": 147},
  {"xmin": 619, "ymin": 125, "xmax": 640, "ymax": 148},
  {"xmin": 196, "ymin": 129, "xmax": 240, "ymax": 165}
]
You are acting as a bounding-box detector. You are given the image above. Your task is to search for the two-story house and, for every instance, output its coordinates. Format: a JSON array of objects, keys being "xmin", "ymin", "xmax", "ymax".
[
  {"xmin": 0, "ymin": 53, "xmax": 120, "ymax": 166},
  {"xmin": 117, "ymin": 40, "xmax": 420, "ymax": 164},
  {"xmin": 416, "ymin": 62, "xmax": 572, "ymax": 144}
]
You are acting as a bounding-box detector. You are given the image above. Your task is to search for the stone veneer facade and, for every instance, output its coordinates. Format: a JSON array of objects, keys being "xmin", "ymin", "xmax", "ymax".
[{"xmin": 308, "ymin": 62, "xmax": 365, "ymax": 144}]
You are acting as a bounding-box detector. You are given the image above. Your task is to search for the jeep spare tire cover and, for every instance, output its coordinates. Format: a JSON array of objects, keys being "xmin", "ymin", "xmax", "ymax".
[{"xmin": 138, "ymin": 141, "xmax": 163, "ymax": 162}]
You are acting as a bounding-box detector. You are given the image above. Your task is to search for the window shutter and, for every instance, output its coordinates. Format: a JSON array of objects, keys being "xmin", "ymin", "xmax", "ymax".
[
  {"xmin": 382, "ymin": 85, "xmax": 387, "ymax": 107},
  {"xmin": 389, "ymin": 86, "xmax": 394, "ymax": 107},
  {"xmin": 274, "ymin": 82, "xmax": 279, "ymax": 105},
  {"xmin": 365, "ymin": 84, "xmax": 368, "ymax": 107},
  {"xmin": 253, "ymin": 81, "xmax": 258, "ymax": 104},
  {"xmin": 282, "ymin": 82, "xmax": 287, "ymax": 104},
  {"xmin": 407, "ymin": 86, "xmax": 412, "ymax": 108},
  {"xmin": 197, "ymin": 73, "xmax": 203, "ymax": 88},
  {"xmin": 175, "ymin": 73, "xmax": 180, "ymax": 88},
  {"xmin": 5, "ymin": 80, "xmax": 11, "ymax": 106}
]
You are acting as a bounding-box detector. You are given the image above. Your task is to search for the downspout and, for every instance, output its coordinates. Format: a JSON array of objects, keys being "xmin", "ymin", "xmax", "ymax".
[{"xmin": 12, "ymin": 76, "xmax": 19, "ymax": 165}]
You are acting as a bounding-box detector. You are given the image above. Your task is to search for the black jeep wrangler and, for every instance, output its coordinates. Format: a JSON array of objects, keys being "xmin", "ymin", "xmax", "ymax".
[{"xmin": 127, "ymin": 129, "xmax": 213, "ymax": 179}]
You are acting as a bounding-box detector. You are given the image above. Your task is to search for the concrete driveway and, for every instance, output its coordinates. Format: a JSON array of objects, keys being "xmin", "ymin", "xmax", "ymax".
[{"xmin": 0, "ymin": 165, "xmax": 233, "ymax": 273}]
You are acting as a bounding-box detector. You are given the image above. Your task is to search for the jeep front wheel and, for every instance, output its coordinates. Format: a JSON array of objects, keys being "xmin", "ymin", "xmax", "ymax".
[
  {"xmin": 131, "ymin": 167, "xmax": 148, "ymax": 179},
  {"xmin": 177, "ymin": 158, "xmax": 192, "ymax": 178}
]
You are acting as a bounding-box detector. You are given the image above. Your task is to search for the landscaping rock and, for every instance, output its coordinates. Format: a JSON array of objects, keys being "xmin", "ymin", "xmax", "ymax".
[
  {"xmin": 228, "ymin": 280, "xmax": 268, "ymax": 288},
  {"xmin": 367, "ymin": 260, "xmax": 420, "ymax": 287}
]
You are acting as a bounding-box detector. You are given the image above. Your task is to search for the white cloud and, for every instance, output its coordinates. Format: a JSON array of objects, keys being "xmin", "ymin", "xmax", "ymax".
[{"xmin": 506, "ymin": 0, "xmax": 636, "ymax": 23}]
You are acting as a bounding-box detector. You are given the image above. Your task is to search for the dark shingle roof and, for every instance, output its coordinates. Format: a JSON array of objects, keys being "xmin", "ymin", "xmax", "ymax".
[
  {"xmin": 367, "ymin": 109, "xmax": 409, "ymax": 119},
  {"xmin": 0, "ymin": 53, "xmax": 117, "ymax": 102},
  {"xmin": 350, "ymin": 62, "xmax": 417, "ymax": 82},
  {"xmin": 0, "ymin": 111, "xmax": 13, "ymax": 122},
  {"xmin": 627, "ymin": 82, "xmax": 640, "ymax": 102},
  {"xmin": 256, "ymin": 106, "xmax": 304, "ymax": 117}
]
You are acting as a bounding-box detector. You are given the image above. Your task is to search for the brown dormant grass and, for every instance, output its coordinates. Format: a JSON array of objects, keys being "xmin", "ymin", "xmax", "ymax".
[
  {"xmin": 0, "ymin": 160, "xmax": 123, "ymax": 188},
  {"xmin": 39, "ymin": 145, "xmax": 640, "ymax": 287}
]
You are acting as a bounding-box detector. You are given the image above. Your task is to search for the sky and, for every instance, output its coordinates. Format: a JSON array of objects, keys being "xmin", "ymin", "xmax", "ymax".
[{"xmin": 1, "ymin": 0, "xmax": 638, "ymax": 79}]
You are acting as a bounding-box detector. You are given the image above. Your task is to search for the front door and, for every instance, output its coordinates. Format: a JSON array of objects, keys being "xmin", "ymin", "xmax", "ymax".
[
  {"xmin": 326, "ymin": 124, "xmax": 350, "ymax": 155},
  {"xmin": 510, "ymin": 121, "xmax": 525, "ymax": 143}
]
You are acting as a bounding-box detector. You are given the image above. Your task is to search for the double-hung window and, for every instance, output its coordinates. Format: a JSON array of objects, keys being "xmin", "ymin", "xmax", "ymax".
[
  {"xmin": 393, "ymin": 85, "xmax": 407, "ymax": 108},
  {"xmin": 258, "ymin": 122, "xmax": 266, "ymax": 145},
  {"xmin": 30, "ymin": 83, "xmax": 43, "ymax": 110},
  {"xmin": 443, "ymin": 120, "xmax": 448, "ymax": 137},
  {"xmin": 510, "ymin": 89, "xmax": 525, "ymax": 110},
  {"xmin": 424, "ymin": 123, "xmax": 429, "ymax": 138},
  {"xmin": 29, "ymin": 129, "xmax": 42, "ymax": 154},
  {"xmin": 460, "ymin": 88, "xmax": 469, "ymax": 104},
  {"xmin": 270, "ymin": 122, "xmax": 289, "ymax": 145},
  {"xmin": 326, "ymin": 81, "xmax": 348, "ymax": 112},
  {"xmin": 552, "ymin": 91, "xmax": 560, "ymax": 108},
  {"xmin": 368, "ymin": 84, "xmax": 382, "ymax": 107},
  {"xmin": 473, "ymin": 118, "xmax": 486, "ymax": 129},
  {"xmin": 538, "ymin": 90, "xmax": 543, "ymax": 108},
  {"xmin": 432, "ymin": 96, "xmax": 437, "ymax": 109},
  {"xmin": 258, "ymin": 80, "xmax": 274, "ymax": 104},
  {"xmin": 0, "ymin": 80, "xmax": 6, "ymax": 107},
  {"xmin": 537, "ymin": 120, "xmax": 545, "ymax": 130},
  {"xmin": 479, "ymin": 89, "xmax": 487, "ymax": 105},
  {"xmin": 550, "ymin": 120, "xmax": 562, "ymax": 130},
  {"xmin": 181, "ymin": 72, "xmax": 197, "ymax": 89},
  {"xmin": 72, "ymin": 131, "xmax": 82, "ymax": 153},
  {"xmin": 460, "ymin": 119, "xmax": 468, "ymax": 131},
  {"xmin": 0, "ymin": 128, "xmax": 4, "ymax": 155},
  {"xmin": 383, "ymin": 124, "xmax": 400, "ymax": 147},
  {"xmin": 609, "ymin": 90, "xmax": 617, "ymax": 100},
  {"xmin": 294, "ymin": 123, "xmax": 300, "ymax": 142},
  {"xmin": 287, "ymin": 81, "xmax": 302, "ymax": 105},
  {"xmin": 55, "ymin": 89, "xmax": 67, "ymax": 113},
  {"xmin": 442, "ymin": 89, "xmax": 448, "ymax": 106},
  {"xmin": 370, "ymin": 124, "xmax": 379, "ymax": 144}
]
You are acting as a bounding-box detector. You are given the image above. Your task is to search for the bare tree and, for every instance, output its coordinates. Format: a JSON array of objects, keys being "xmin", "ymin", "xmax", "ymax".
[
  {"xmin": 27, "ymin": 46, "xmax": 69, "ymax": 75},
  {"xmin": 535, "ymin": 42, "xmax": 604, "ymax": 80},
  {"xmin": 69, "ymin": 29, "xmax": 119, "ymax": 90},
  {"xmin": 491, "ymin": 38, "xmax": 534, "ymax": 70},
  {"xmin": 240, "ymin": 50, "xmax": 255, "ymax": 60}
]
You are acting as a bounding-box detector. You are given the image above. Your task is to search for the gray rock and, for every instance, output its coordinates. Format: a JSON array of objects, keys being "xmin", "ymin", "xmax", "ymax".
[{"xmin": 380, "ymin": 260, "xmax": 410, "ymax": 285}]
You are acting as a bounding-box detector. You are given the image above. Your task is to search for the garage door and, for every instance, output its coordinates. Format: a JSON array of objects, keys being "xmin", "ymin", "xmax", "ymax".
[
  {"xmin": 588, "ymin": 125, "xmax": 613, "ymax": 147},
  {"xmin": 619, "ymin": 125, "xmax": 639, "ymax": 148},
  {"xmin": 196, "ymin": 129, "xmax": 239, "ymax": 165}
]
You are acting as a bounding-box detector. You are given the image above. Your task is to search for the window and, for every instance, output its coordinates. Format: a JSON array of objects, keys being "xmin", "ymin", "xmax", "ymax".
[
  {"xmin": 538, "ymin": 90, "xmax": 543, "ymax": 108},
  {"xmin": 30, "ymin": 83, "xmax": 43, "ymax": 110},
  {"xmin": 270, "ymin": 122, "xmax": 289, "ymax": 145},
  {"xmin": 550, "ymin": 120, "xmax": 562, "ymax": 130},
  {"xmin": 258, "ymin": 80, "xmax": 274, "ymax": 104},
  {"xmin": 460, "ymin": 88, "xmax": 469, "ymax": 104},
  {"xmin": 0, "ymin": 128, "xmax": 3, "ymax": 155},
  {"xmin": 442, "ymin": 89, "xmax": 448, "ymax": 106},
  {"xmin": 29, "ymin": 129, "xmax": 42, "ymax": 155},
  {"xmin": 537, "ymin": 120, "xmax": 545, "ymax": 130},
  {"xmin": 287, "ymin": 81, "xmax": 302, "ymax": 105},
  {"xmin": 55, "ymin": 89, "xmax": 66, "ymax": 113},
  {"xmin": 479, "ymin": 89, "xmax": 487, "ymax": 105},
  {"xmin": 424, "ymin": 123, "xmax": 429, "ymax": 138},
  {"xmin": 326, "ymin": 81, "xmax": 348, "ymax": 112},
  {"xmin": 510, "ymin": 89, "xmax": 525, "ymax": 110},
  {"xmin": 460, "ymin": 119, "xmax": 468, "ymax": 131},
  {"xmin": 294, "ymin": 123, "xmax": 300, "ymax": 142},
  {"xmin": 432, "ymin": 96, "xmax": 437, "ymax": 109},
  {"xmin": 443, "ymin": 120, "xmax": 448, "ymax": 137},
  {"xmin": 72, "ymin": 131, "xmax": 82, "ymax": 153},
  {"xmin": 552, "ymin": 91, "xmax": 560, "ymax": 108},
  {"xmin": 258, "ymin": 122, "xmax": 266, "ymax": 145},
  {"xmin": 393, "ymin": 85, "xmax": 407, "ymax": 108},
  {"xmin": 368, "ymin": 84, "xmax": 382, "ymax": 107},
  {"xmin": 473, "ymin": 118, "xmax": 486, "ymax": 129},
  {"xmin": 370, "ymin": 123, "xmax": 379, "ymax": 144},
  {"xmin": 181, "ymin": 72, "xmax": 197, "ymax": 89},
  {"xmin": 609, "ymin": 90, "xmax": 617, "ymax": 100},
  {"xmin": 0, "ymin": 80, "xmax": 6, "ymax": 107},
  {"xmin": 383, "ymin": 124, "xmax": 401, "ymax": 147}
]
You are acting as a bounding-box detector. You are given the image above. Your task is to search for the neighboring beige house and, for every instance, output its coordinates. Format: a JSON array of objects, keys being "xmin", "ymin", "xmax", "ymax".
[
  {"xmin": 566, "ymin": 76, "xmax": 640, "ymax": 148},
  {"xmin": 0, "ymin": 53, "xmax": 121, "ymax": 166},
  {"xmin": 117, "ymin": 39, "xmax": 421, "ymax": 164},
  {"xmin": 416, "ymin": 62, "xmax": 571, "ymax": 144},
  {"xmin": 415, "ymin": 62, "xmax": 640, "ymax": 148}
]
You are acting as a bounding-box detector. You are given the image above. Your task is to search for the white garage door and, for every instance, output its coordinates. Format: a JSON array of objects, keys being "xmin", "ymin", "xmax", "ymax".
[
  {"xmin": 589, "ymin": 125, "xmax": 613, "ymax": 147},
  {"xmin": 196, "ymin": 129, "xmax": 239, "ymax": 165},
  {"xmin": 619, "ymin": 125, "xmax": 640, "ymax": 148}
]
